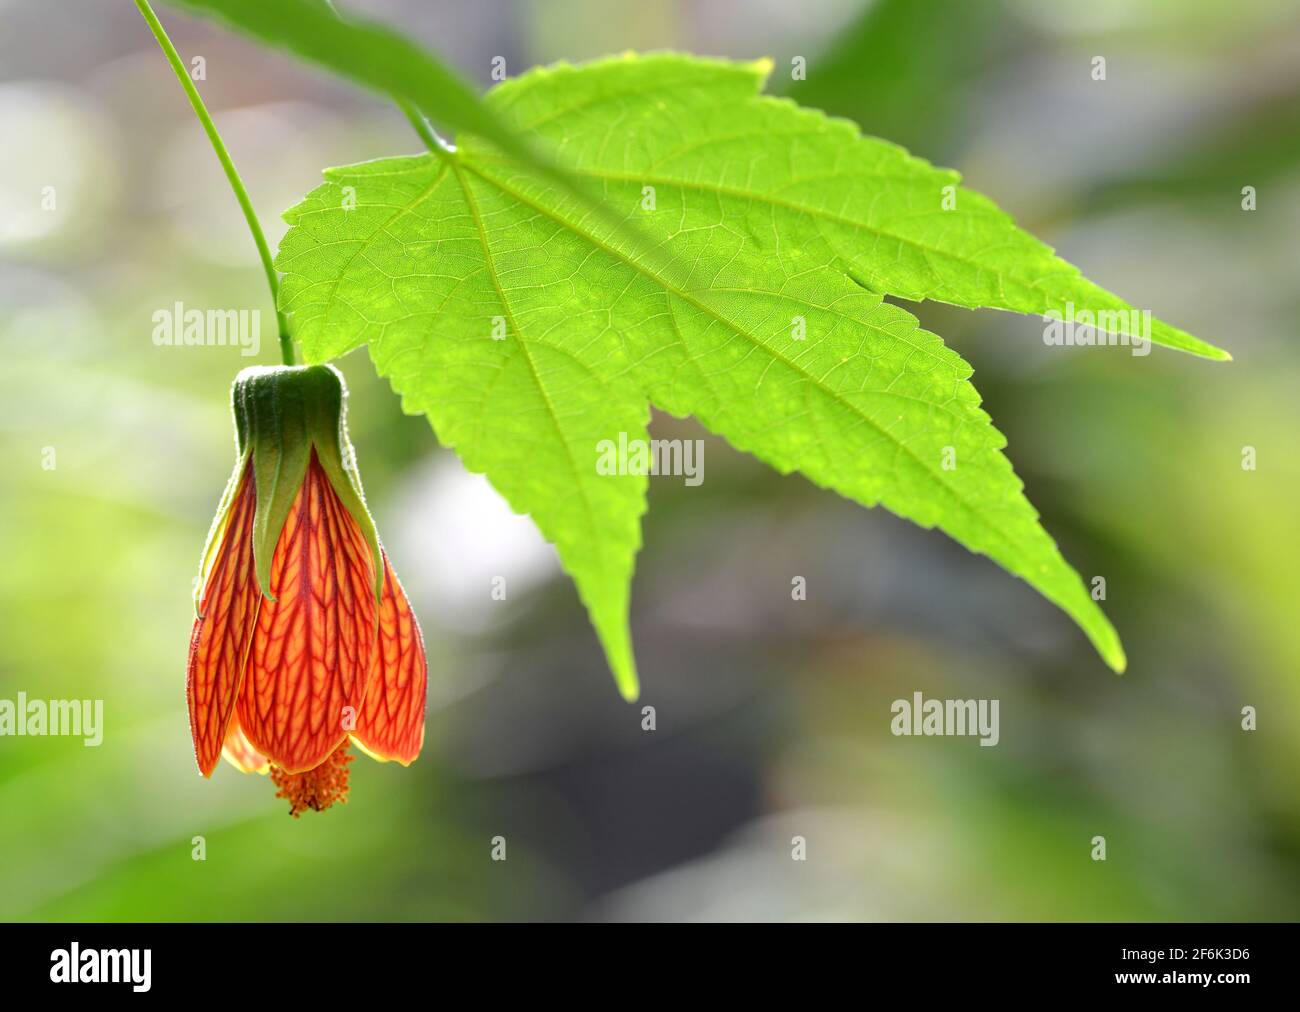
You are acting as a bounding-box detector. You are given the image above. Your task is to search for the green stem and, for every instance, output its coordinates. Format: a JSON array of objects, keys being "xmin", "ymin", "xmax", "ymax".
[
  {"xmin": 135, "ymin": 0, "xmax": 295, "ymax": 366},
  {"xmin": 396, "ymin": 98, "xmax": 460, "ymax": 166},
  {"xmin": 396, "ymin": 97, "xmax": 448, "ymax": 156},
  {"xmin": 315, "ymin": 0, "xmax": 450, "ymax": 160}
]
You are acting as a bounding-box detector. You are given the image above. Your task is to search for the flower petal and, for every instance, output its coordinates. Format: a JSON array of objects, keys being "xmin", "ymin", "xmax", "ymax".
[
  {"xmin": 187, "ymin": 464, "xmax": 260, "ymax": 777},
  {"xmin": 238, "ymin": 449, "xmax": 379, "ymax": 774},
  {"xmin": 221, "ymin": 713, "xmax": 270, "ymax": 775},
  {"xmin": 352, "ymin": 552, "xmax": 427, "ymax": 765}
]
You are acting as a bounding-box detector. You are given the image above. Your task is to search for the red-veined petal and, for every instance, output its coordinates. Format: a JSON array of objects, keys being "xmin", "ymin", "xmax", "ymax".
[
  {"xmin": 352, "ymin": 552, "xmax": 427, "ymax": 765},
  {"xmin": 238, "ymin": 450, "xmax": 378, "ymax": 774},
  {"xmin": 186, "ymin": 465, "xmax": 260, "ymax": 777},
  {"xmin": 221, "ymin": 713, "xmax": 270, "ymax": 775}
]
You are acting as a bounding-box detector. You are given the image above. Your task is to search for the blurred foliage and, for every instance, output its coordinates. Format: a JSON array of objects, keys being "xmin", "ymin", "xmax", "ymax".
[
  {"xmin": 1, "ymin": 0, "xmax": 1298, "ymax": 921},
  {"xmin": 783, "ymin": 0, "xmax": 1013, "ymax": 156}
]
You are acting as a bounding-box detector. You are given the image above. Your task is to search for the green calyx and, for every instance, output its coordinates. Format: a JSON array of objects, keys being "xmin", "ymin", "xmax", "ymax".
[{"xmin": 230, "ymin": 364, "xmax": 384, "ymax": 603}]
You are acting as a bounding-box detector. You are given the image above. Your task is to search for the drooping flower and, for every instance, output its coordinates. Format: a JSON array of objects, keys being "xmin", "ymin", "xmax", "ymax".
[{"xmin": 187, "ymin": 365, "xmax": 426, "ymax": 816}]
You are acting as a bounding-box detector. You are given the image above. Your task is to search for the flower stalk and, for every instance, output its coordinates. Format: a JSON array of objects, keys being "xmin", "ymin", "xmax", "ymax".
[{"xmin": 135, "ymin": 0, "xmax": 294, "ymax": 365}]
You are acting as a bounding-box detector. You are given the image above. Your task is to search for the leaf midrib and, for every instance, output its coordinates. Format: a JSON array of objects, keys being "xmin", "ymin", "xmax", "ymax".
[
  {"xmin": 559, "ymin": 163, "xmax": 1211, "ymax": 358},
  {"xmin": 446, "ymin": 157, "xmax": 620, "ymax": 581},
  {"xmin": 469, "ymin": 153, "xmax": 1066, "ymax": 307}
]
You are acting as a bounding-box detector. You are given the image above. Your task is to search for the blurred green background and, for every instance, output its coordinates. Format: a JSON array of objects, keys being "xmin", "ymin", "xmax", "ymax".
[{"xmin": 2, "ymin": 0, "xmax": 1298, "ymax": 921}]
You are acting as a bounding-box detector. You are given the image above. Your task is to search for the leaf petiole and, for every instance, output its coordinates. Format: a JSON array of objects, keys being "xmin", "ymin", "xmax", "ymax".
[
  {"xmin": 317, "ymin": 1, "xmax": 452, "ymax": 162},
  {"xmin": 395, "ymin": 97, "xmax": 456, "ymax": 161}
]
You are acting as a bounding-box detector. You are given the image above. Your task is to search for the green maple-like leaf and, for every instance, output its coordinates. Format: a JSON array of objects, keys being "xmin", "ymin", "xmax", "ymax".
[{"xmin": 276, "ymin": 54, "xmax": 1227, "ymax": 698}]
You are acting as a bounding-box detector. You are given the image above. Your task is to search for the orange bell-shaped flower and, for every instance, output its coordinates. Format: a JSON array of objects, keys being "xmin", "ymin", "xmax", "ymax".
[{"xmin": 187, "ymin": 365, "xmax": 426, "ymax": 816}]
